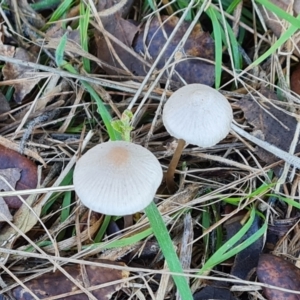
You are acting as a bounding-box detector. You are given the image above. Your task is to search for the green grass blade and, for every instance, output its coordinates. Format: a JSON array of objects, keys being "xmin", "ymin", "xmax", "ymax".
[
  {"xmin": 145, "ymin": 0, "xmax": 156, "ymax": 11},
  {"xmin": 55, "ymin": 36, "xmax": 120, "ymax": 140},
  {"xmin": 248, "ymin": 11, "xmax": 300, "ymax": 69},
  {"xmin": 202, "ymin": 209, "xmax": 210, "ymax": 247},
  {"xmin": 255, "ymin": 0, "xmax": 300, "ymax": 28},
  {"xmin": 206, "ymin": 7, "xmax": 223, "ymax": 89},
  {"xmin": 48, "ymin": 0, "xmax": 74, "ymax": 23},
  {"xmin": 55, "ymin": 33, "xmax": 67, "ymax": 67},
  {"xmin": 79, "ymin": 2, "xmax": 91, "ymax": 72},
  {"xmin": 54, "ymin": 33, "xmax": 120, "ymax": 140},
  {"xmin": 226, "ymin": 0, "xmax": 242, "ymax": 14},
  {"xmin": 199, "ymin": 208, "xmax": 266, "ymax": 274},
  {"xmin": 84, "ymin": 227, "xmax": 153, "ymax": 250},
  {"xmin": 41, "ymin": 170, "xmax": 73, "ymax": 216},
  {"xmin": 60, "ymin": 191, "xmax": 71, "ymax": 223},
  {"xmin": 267, "ymin": 194, "xmax": 300, "ymax": 209},
  {"xmin": 94, "ymin": 215, "xmax": 111, "ymax": 243},
  {"xmin": 145, "ymin": 202, "xmax": 193, "ymax": 299},
  {"xmin": 30, "ymin": 0, "xmax": 61, "ymax": 11}
]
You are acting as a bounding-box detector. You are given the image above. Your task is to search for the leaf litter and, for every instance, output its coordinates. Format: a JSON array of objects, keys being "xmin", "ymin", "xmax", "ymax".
[{"xmin": 1, "ymin": 0, "xmax": 300, "ymax": 299}]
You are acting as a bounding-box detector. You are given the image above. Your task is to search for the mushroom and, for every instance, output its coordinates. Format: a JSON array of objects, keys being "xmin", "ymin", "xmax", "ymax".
[
  {"xmin": 163, "ymin": 83, "xmax": 233, "ymax": 192},
  {"xmin": 74, "ymin": 141, "xmax": 193, "ymax": 298},
  {"xmin": 163, "ymin": 84, "xmax": 300, "ymax": 192},
  {"xmin": 73, "ymin": 141, "xmax": 163, "ymax": 216}
]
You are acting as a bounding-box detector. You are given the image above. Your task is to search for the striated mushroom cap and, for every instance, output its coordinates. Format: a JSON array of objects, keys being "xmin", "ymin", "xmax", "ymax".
[
  {"xmin": 163, "ymin": 84, "xmax": 233, "ymax": 147},
  {"xmin": 73, "ymin": 141, "xmax": 163, "ymax": 216}
]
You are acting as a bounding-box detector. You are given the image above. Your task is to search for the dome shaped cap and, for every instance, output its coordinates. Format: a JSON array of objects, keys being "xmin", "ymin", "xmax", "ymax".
[
  {"xmin": 73, "ymin": 141, "xmax": 163, "ymax": 216},
  {"xmin": 163, "ymin": 84, "xmax": 233, "ymax": 147}
]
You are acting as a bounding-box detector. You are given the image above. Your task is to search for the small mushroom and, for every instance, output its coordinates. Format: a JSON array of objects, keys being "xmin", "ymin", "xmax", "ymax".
[
  {"xmin": 163, "ymin": 84, "xmax": 300, "ymax": 192},
  {"xmin": 73, "ymin": 141, "xmax": 163, "ymax": 216},
  {"xmin": 163, "ymin": 84, "xmax": 233, "ymax": 192}
]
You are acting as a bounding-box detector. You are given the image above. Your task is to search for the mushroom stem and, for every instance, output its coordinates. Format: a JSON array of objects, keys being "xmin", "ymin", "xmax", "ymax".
[
  {"xmin": 231, "ymin": 123, "xmax": 300, "ymax": 168},
  {"xmin": 166, "ymin": 139, "xmax": 186, "ymax": 193}
]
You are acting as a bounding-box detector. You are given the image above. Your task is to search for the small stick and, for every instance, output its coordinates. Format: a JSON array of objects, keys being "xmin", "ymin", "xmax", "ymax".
[{"xmin": 231, "ymin": 123, "xmax": 300, "ymax": 168}]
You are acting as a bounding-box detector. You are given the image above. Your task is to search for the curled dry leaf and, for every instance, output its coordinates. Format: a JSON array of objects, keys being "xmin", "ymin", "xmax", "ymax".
[
  {"xmin": 0, "ymin": 145, "xmax": 38, "ymax": 209},
  {"xmin": 133, "ymin": 16, "xmax": 215, "ymax": 87},
  {"xmin": 11, "ymin": 260, "xmax": 129, "ymax": 300},
  {"xmin": 257, "ymin": 254, "xmax": 300, "ymax": 300},
  {"xmin": 2, "ymin": 47, "xmax": 42, "ymax": 103}
]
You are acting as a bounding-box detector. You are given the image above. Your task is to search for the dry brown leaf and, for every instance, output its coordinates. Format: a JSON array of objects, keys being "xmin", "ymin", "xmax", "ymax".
[
  {"xmin": 2, "ymin": 47, "xmax": 42, "ymax": 103},
  {"xmin": 257, "ymin": 254, "xmax": 300, "ymax": 300},
  {"xmin": 11, "ymin": 260, "xmax": 129, "ymax": 300},
  {"xmin": 238, "ymin": 88, "xmax": 299, "ymax": 165},
  {"xmin": 0, "ymin": 136, "xmax": 46, "ymax": 166},
  {"xmin": 0, "ymin": 145, "xmax": 38, "ymax": 209},
  {"xmin": 133, "ymin": 16, "xmax": 215, "ymax": 87},
  {"xmin": 95, "ymin": 9, "xmax": 215, "ymax": 87},
  {"xmin": 95, "ymin": 11, "xmax": 139, "ymax": 76},
  {"xmin": 45, "ymin": 24, "xmax": 80, "ymax": 44}
]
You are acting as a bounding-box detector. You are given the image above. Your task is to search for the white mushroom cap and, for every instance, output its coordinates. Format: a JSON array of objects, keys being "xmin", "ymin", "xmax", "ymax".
[
  {"xmin": 163, "ymin": 84, "xmax": 233, "ymax": 147},
  {"xmin": 73, "ymin": 141, "xmax": 162, "ymax": 216}
]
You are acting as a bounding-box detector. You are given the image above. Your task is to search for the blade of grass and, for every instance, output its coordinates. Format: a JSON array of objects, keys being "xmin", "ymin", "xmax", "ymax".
[
  {"xmin": 94, "ymin": 215, "xmax": 111, "ymax": 243},
  {"xmin": 247, "ymin": 6, "xmax": 300, "ymax": 69},
  {"xmin": 30, "ymin": 0, "xmax": 61, "ymax": 11},
  {"xmin": 55, "ymin": 33, "xmax": 67, "ymax": 67},
  {"xmin": 55, "ymin": 35, "xmax": 120, "ymax": 140},
  {"xmin": 41, "ymin": 170, "xmax": 74, "ymax": 216},
  {"xmin": 255, "ymin": 0, "xmax": 300, "ymax": 28},
  {"xmin": 267, "ymin": 194, "xmax": 300, "ymax": 209},
  {"xmin": 206, "ymin": 7, "xmax": 223, "ymax": 89},
  {"xmin": 60, "ymin": 191, "xmax": 72, "ymax": 223},
  {"xmin": 48, "ymin": 0, "xmax": 74, "ymax": 23},
  {"xmin": 202, "ymin": 208, "xmax": 210, "ymax": 247},
  {"xmin": 226, "ymin": 0, "xmax": 242, "ymax": 13},
  {"xmin": 57, "ymin": 190, "xmax": 72, "ymax": 241},
  {"xmin": 211, "ymin": 203, "xmax": 223, "ymax": 250},
  {"xmin": 145, "ymin": 202, "xmax": 193, "ymax": 299},
  {"xmin": 198, "ymin": 208, "xmax": 266, "ymax": 274},
  {"xmin": 79, "ymin": 2, "xmax": 91, "ymax": 72}
]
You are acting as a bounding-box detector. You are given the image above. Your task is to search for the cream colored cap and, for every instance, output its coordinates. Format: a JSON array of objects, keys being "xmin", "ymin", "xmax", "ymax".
[
  {"xmin": 73, "ymin": 141, "xmax": 162, "ymax": 216},
  {"xmin": 163, "ymin": 84, "xmax": 233, "ymax": 147}
]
